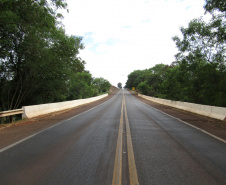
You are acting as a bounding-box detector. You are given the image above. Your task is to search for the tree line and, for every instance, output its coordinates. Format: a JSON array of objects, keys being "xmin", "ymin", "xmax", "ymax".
[
  {"xmin": 0, "ymin": 0, "xmax": 111, "ymax": 112},
  {"xmin": 126, "ymin": 0, "xmax": 226, "ymax": 107}
]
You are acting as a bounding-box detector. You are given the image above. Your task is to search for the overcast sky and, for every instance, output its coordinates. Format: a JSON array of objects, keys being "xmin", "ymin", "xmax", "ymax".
[{"xmin": 61, "ymin": 0, "xmax": 208, "ymax": 87}]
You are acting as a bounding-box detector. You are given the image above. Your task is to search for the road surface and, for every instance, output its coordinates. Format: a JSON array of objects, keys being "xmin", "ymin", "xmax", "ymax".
[{"xmin": 0, "ymin": 90, "xmax": 225, "ymax": 185}]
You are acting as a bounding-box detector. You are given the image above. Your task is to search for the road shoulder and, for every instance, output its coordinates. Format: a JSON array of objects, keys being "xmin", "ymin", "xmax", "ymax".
[
  {"xmin": 133, "ymin": 94, "xmax": 226, "ymax": 141},
  {"xmin": 0, "ymin": 91, "xmax": 118, "ymax": 149}
]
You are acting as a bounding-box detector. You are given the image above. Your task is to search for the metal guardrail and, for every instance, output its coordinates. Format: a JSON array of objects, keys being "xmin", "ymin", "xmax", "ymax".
[{"xmin": 0, "ymin": 109, "xmax": 24, "ymax": 118}]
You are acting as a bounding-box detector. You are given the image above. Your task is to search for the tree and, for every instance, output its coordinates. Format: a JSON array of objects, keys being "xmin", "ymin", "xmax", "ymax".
[
  {"xmin": 67, "ymin": 72, "xmax": 94, "ymax": 100},
  {"xmin": 0, "ymin": 0, "xmax": 85, "ymax": 110},
  {"xmin": 172, "ymin": 16, "xmax": 225, "ymax": 67},
  {"xmin": 137, "ymin": 81, "xmax": 149, "ymax": 95},
  {"xmin": 204, "ymin": 0, "xmax": 226, "ymax": 14},
  {"xmin": 117, "ymin": 82, "xmax": 122, "ymax": 89},
  {"xmin": 125, "ymin": 70, "xmax": 145, "ymax": 89},
  {"xmin": 171, "ymin": 3, "xmax": 226, "ymax": 106},
  {"xmin": 92, "ymin": 78, "xmax": 111, "ymax": 94},
  {"xmin": 125, "ymin": 64, "xmax": 168, "ymax": 97}
]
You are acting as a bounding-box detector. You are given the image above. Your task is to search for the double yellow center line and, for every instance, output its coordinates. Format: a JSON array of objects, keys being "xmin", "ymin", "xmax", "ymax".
[{"xmin": 112, "ymin": 91, "xmax": 139, "ymax": 185}]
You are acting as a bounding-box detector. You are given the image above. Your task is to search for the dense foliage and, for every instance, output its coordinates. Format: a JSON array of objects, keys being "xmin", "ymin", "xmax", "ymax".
[
  {"xmin": 0, "ymin": 0, "xmax": 111, "ymax": 112},
  {"xmin": 92, "ymin": 78, "xmax": 112, "ymax": 94},
  {"xmin": 126, "ymin": 0, "xmax": 226, "ymax": 107},
  {"xmin": 117, "ymin": 82, "xmax": 122, "ymax": 89}
]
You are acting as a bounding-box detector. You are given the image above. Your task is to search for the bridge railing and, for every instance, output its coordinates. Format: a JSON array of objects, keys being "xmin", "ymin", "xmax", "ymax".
[
  {"xmin": 138, "ymin": 94, "xmax": 226, "ymax": 121},
  {"xmin": 0, "ymin": 94, "xmax": 108, "ymax": 122},
  {"xmin": 0, "ymin": 109, "xmax": 24, "ymax": 118}
]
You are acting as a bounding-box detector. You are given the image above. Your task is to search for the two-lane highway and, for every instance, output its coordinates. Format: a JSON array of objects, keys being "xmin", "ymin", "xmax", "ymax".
[{"xmin": 0, "ymin": 90, "xmax": 225, "ymax": 185}]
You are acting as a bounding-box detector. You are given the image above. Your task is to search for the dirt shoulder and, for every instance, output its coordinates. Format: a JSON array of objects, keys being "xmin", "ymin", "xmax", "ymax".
[
  {"xmin": 133, "ymin": 93, "xmax": 226, "ymax": 141},
  {"xmin": 0, "ymin": 90, "xmax": 119, "ymax": 149}
]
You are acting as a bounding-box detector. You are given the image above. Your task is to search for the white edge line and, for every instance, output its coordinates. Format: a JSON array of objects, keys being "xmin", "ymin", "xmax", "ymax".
[
  {"xmin": 0, "ymin": 93, "xmax": 118, "ymax": 153},
  {"xmin": 136, "ymin": 98, "xmax": 226, "ymax": 144}
]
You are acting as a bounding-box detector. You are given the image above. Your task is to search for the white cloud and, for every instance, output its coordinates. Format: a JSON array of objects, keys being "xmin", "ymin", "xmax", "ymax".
[{"xmin": 62, "ymin": 0, "xmax": 207, "ymax": 86}]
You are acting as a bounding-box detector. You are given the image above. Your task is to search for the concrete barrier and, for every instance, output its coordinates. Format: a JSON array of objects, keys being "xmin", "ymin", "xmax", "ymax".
[
  {"xmin": 138, "ymin": 94, "xmax": 226, "ymax": 121},
  {"xmin": 22, "ymin": 94, "xmax": 108, "ymax": 119}
]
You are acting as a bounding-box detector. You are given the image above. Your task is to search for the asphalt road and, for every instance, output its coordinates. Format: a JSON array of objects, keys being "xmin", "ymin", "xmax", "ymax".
[{"xmin": 0, "ymin": 90, "xmax": 225, "ymax": 185}]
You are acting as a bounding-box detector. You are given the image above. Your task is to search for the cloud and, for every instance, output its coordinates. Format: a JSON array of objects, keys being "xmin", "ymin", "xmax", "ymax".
[{"xmin": 62, "ymin": 0, "xmax": 207, "ymax": 86}]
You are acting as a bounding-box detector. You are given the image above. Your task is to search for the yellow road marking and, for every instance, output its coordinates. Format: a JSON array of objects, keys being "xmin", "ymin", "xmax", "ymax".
[
  {"xmin": 112, "ymin": 90, "xmax": 139, "ymax": 185},
  {"xmin": 123, "ymin": 92, "xmax": 139, "ymax": 185},
  {"xmin": 112, "ymin": 98, "xmax": 124, "ymax": 185}
]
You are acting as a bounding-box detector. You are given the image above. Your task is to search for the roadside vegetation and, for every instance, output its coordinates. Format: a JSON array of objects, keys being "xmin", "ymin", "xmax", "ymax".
[
  {"xmin": 126, "ymin": 0, "xmax": 226, "ymax": 107},
  {"xmin": 117, "ymin": 83, "xmax": 122, "ymax": 89},
  {"xmin": 0, "ymin": 0, "xmax": 111, "ymax": 113}
]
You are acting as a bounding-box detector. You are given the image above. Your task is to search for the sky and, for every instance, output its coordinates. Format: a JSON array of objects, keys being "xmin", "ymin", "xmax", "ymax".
[{"xmin": 61, "ymin": 0, "xmax": 208, "ymax": 87}]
